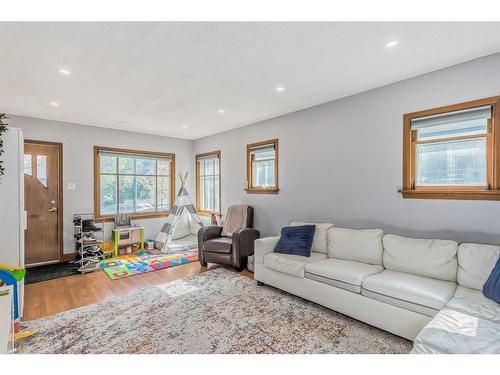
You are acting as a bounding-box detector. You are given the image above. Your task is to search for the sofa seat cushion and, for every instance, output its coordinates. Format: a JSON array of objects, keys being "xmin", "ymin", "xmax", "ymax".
[
  {"xmin": 264, "ymin": 252, "xmax": 327, "ymax": 278},
  {"xmin": 204, "ymin": 237, "xmax": 233, "ymax": 254},
  {"xmin": 305, "ymin": 258, "xmax": 383, "ymax": 293},
  {"xmin": 362, "ymin": 270, "xmax": 457, "ymax": 317},
  {"xmin": 446, "ymin": 286, "xmax": 500, "ymax": 323},
  {"xmin": 412, "ymin": 308, "xmax": 500, "ymax": 354}
]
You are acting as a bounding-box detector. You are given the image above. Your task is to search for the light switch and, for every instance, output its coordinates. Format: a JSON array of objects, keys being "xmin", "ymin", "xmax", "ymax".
[{"xmin": 66, "ymin": 182, "xmax": 76, "ymax": 190}]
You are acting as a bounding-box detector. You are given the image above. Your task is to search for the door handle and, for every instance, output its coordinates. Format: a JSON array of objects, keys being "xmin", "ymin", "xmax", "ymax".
[{"xmin": 48, "ymin": 207, "xmax": 57, "ymax": 212}]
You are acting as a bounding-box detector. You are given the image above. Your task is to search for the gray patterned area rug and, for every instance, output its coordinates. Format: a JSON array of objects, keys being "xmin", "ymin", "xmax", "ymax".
[{"xmin": 16, "ymin": 268, "xmax": 412, "ymax": 354}]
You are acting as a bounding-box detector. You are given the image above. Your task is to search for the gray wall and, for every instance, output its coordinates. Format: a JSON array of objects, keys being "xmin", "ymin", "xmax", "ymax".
[
  {"xmin": 8, "ymin": 115, "xmax": 194, "ymax": 253},
  {"xmin": 193, "ymin": 53, "xmax": 500, "ymax": 244}
]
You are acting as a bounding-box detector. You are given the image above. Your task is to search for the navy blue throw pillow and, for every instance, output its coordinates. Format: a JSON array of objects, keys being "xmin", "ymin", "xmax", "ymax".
[
  {"xmin": 483, "ymin": 256, "xmax": 500, "ymax": 304},
  {"xmin": 274, "ymin": 225, "xmax": 316, "ymax": 257}
]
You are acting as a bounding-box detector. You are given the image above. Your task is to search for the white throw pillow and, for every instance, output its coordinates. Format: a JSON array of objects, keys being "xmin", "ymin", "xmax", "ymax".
[
  {"xmin": 290, "ymin": 222, "xmax": 334, "ymax": 254},
  {"xmin": 327, "ymin": 227, "xmax": 384, "ymax": 265},
  {"xmin": 383, "ymin": 234, "xmax": 458, "ymax": 282},
  {"xmin": 457, "ymin": 243, "xmax": 500, "ymax": 290}
]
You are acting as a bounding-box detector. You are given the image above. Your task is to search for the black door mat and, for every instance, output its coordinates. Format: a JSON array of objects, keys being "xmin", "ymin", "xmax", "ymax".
[{"xmin": 25, "ymin": 262, "xmax": 80, "ymax": 285}]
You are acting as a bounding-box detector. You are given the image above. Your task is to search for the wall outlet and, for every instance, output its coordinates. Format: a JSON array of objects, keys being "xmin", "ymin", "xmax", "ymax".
[{"xmin": 66, "ymin": 182, "xmax": 76, "ymax": 190}]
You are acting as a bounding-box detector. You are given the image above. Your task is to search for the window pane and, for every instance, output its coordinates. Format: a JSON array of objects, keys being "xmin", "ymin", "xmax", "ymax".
[
  {"xmin": 412, "ymin": 106, "xmax": 491, "ymax": 141},
  {"xmin": 157, "ymin": 159, "xmax": 170, "ymax": 176},
  {"xmin": 201, "ymin": 175, "xmax": 215, "ymax": 211},
  {"xmin": 214, "ymin": 158, "xmax": 219, "ymax": 174},
  {"xmin": 157, "ymin": 176, "xmax": 170, "ymax": 211},
  {"xmin": 36, "ymin": 155, "xmax": 47, "ymax": 187},
  {"xmin": 136, "ymin": 158, "xmax": 156, "ymax": 175},
  {"xmin": 119, "ymin": 176, "xmax": 135, "ymax": 213},
  {"xmin": 253, "ymin": 160, "xmax": 275, "ymax": 187},
  {"xmin": 416, "ymin": 118, "xmax": 488, "ymax": 141},
  {"xmin": 100, "ymin": 175, "xmax": 117, "ymax": 215},
  {"xmin": 198, "ymin": 156, "xmax": 220, "ymax": 212},
  {"xmin": 99, "ymin": 150, "xmax": 173, "ymax": 215},
  {"xmin": 214, "ymin": 175, "xmax": 220, "ymax": 211},
  {"xmin": 136, "ymin": 176, "xmax": 156, "ymax": 212},
  {"xmin": 24, "ymin": 154, "xmax": 32, "ymax": 176},
  {"xmin": 252, "ymin": 147, "xmax": 275, "ymax": 161},
  {"xmin": 119, "ymin": 157, "xmax": 135, "ymax": 174},
  {"xmin": 416, "ymin": 138, "xmax": 486, "ymax": 186},
  {"xmin": 100, "ymin": 155, "xmax": 117, "ymax": 173}
]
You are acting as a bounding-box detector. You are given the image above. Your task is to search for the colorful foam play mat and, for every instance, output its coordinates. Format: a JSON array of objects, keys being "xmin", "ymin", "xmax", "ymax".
[{"xmin": 100, "ymin": 250, "xmax": 198, "ymax": 280}]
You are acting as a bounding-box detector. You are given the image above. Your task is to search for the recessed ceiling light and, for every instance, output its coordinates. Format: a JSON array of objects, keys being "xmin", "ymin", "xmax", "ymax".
[
  {"xmin": 181, "ymin": 125, "xmax": 188, "ymax": 129},
  {"xmin": 276, "ymin": 86, "xmax": 285, "ymax": 92},
  {"xmin": 385, "ymin": 40, "xmax": 399, "ymax": 48},
  {"xmin": 217, "ymin": 109, "xmax": 225, "ymax": 114},
  {"xmin": 50, "ymin": 102, "xmax": 59, "ymax": 107},
  {"xmin": 58, "ymin": 68, "xmax": 71, "ymax": 75}
]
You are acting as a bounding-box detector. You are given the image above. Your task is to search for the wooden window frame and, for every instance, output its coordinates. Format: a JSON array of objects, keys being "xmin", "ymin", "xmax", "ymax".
[
  {"xmin": 401, "ymin": 96, "xmax": 500, "ymax": 200},
  {"xmin": 94, "ymin": 146, "xmax": 175, "ymax": 220},
  {"xmin": 245, "ymin": 139, "xmax": 279, "ymax": 194},
  {"xmin": 195, "ymin": 150, "xmax": 221, "ymax": 216}
]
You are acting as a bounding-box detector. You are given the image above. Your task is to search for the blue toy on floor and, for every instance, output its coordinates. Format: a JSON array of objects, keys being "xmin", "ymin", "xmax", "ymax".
[{"xmin": 0, "ymin": 269, "xmax": 21, "ymax": 320}]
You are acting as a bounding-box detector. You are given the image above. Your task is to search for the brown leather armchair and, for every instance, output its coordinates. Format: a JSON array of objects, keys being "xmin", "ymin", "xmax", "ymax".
[{"xmin": 198, "ymin": 206, "xmax": 260, "ymax": 271}]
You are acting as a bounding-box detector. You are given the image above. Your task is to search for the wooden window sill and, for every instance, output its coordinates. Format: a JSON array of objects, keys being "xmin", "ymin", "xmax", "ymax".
[
  {"xmin": 400, "ymin": 189, "xmax": 500, "ymax": 200},
  {"xmin": 244, "ymin": 188, "xmax": 279, "ymax": 194},
  {"xmin": 95, "ymin": 212, "xmax": 170, "ymax": 221},
  {"xmin": 197, "ymin": 210, "xmax": 221, "ymax": 217}
]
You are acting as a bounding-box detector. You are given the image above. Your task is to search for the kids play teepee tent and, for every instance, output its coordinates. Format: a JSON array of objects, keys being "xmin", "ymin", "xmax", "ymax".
[{"xmin": 155, "ymin": 172, "xmax": 204, "ymax": 253}]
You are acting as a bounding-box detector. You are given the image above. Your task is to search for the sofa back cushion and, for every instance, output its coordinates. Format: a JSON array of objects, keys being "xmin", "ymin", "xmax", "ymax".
[
  {"xmin": 383, "ymin": 234, "xmax": 458, "ymax": 282},
  {"xmin": 457, "ymin": 243, "xmax": 500, "ymax": 290},
  {"xmin": 327, "ymin": 227, "xmax": 384, "ymax": 265},
  {"xmin": 290, "ymin": 222, "xmax": 333, "ymax": 254}
]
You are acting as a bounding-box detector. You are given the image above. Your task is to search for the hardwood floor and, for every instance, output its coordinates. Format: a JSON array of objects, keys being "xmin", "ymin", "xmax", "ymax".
[{"xmin": 23, "ymin": 262, "xmax": 253, "ymax": 321}]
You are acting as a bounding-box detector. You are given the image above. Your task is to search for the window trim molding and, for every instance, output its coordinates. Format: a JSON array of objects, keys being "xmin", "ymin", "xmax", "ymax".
[
  {"xmin": 195, "ymin": 150, "xmax": 221, "ymax": 216},
  {"xmin": 94, "ymin": 146, "xmax": 176, "ymax": 220},
  {"xmin": 401, "ymin": 96, "xmax": 500, "ymax": 200},
  {"xmin": 245, "ymin": 138, "xmax": 279, "ymax": 194}
]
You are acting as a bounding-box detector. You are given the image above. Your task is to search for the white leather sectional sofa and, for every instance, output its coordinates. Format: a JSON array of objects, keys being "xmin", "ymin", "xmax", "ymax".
[{"xmin": 254, "ymin": 222, "xmax": 500, "ymax": 353}]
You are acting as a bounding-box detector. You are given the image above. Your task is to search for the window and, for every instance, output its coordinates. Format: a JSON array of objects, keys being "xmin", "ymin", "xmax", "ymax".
[
  {"xmin": 402, "ymin": 96, "xmax": 500, "ymax": 200},
  {"xmin": 37, "ymin": 155, "xmax": 47, "ymax": 187},
  {"xmin": 195, "ymin": 151, "xmax": 221, "ymax": 215},
  {"xmin": 24, "ymin": 154, "xmax": 32, "ymax": 176},
  {"xmin": 246, "ymin": 139, "xmax": 279, "ymax": 194},
  {"xmin": 94, "ymin": 146, "xmax": 175, "ymax": 218}
]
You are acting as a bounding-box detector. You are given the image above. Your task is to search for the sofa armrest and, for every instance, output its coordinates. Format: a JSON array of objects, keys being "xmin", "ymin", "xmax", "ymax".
[{"xmin": 254, "ymin": 236, "xmax": 280, "ymax": 264}]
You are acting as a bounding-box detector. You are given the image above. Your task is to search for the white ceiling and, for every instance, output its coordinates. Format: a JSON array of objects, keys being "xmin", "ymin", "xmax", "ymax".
[{"xmin": 1, "ymin": 22, "xmax": 500, "ymax": 140}]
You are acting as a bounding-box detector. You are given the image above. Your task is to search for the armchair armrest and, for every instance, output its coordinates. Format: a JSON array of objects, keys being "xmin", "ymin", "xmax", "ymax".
[
  {"xmin": 254, "ymin": 236, "xmax": 280, "ymax": 264},
  {"xmin": 198, "ymin": 226, "xmax": 223, "ymax": 243},
  {"xmin": 232, "ymin": 228, "xmax": 260, "ymax": 264},
  {"xmin": 197, "ymin": 226, "xmax": 224, "ymax": 266}
]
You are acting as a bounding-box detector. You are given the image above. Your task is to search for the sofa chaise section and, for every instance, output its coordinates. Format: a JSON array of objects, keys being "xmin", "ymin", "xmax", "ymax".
[{"xmin": 412, "ymin": 243, "xmax": 500, "ymax": 353}]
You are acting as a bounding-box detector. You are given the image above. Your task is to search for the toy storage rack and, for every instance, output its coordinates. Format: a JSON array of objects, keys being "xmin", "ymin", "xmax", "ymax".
[{"xmin": 73, "ymin": 213, "xmax": 105, "ymax": 274}]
